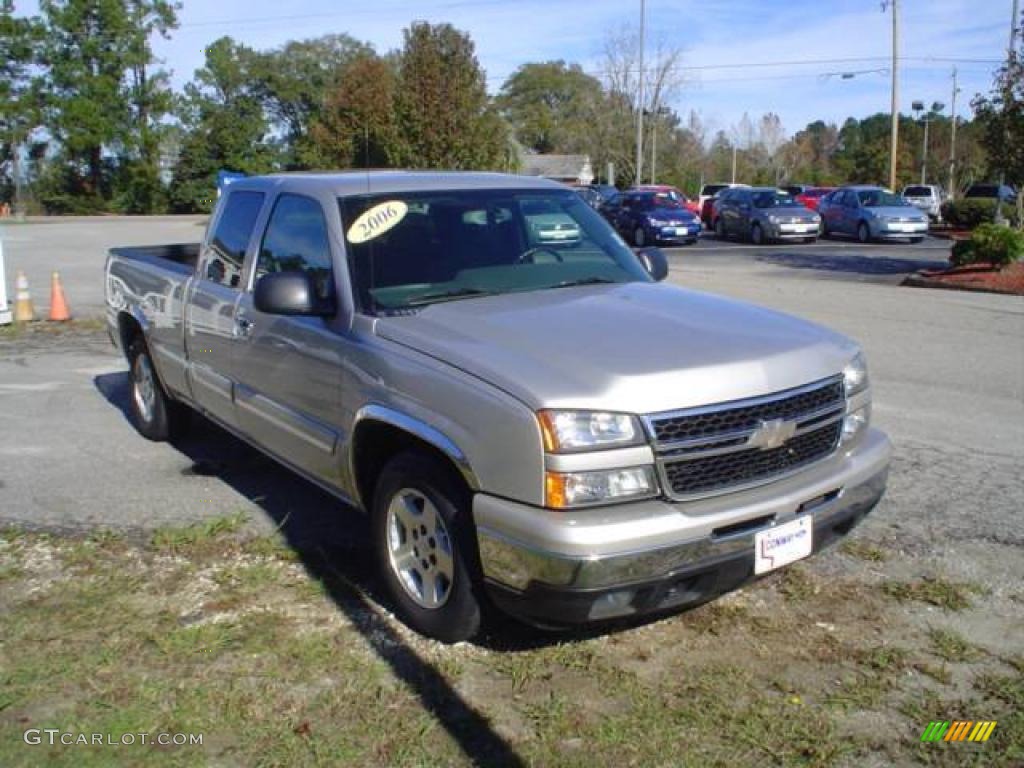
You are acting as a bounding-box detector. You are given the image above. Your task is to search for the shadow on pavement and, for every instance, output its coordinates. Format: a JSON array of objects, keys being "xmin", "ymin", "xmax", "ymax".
[
  {"xmin": 94, "ymin": 370, "xmax": 527, "ymax": 767},
  {"xmin": 756, "ymin": 250, "xmax": 949, "ymax": 276}
]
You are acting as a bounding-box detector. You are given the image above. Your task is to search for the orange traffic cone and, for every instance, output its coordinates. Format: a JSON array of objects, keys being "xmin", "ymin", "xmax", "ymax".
[
  {"xmin": 49, "ymin": 271, "xmax": 70, "ymax": 322},
  {"xmin": 13, "ymin": 270, "xmax": 35, "ymax": 323}
]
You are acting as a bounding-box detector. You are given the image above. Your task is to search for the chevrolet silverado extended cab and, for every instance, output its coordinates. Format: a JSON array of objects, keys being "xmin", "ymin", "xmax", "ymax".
[{"xmin": 105, "ymin": 172, "xmax": 891, "ymax": 642}]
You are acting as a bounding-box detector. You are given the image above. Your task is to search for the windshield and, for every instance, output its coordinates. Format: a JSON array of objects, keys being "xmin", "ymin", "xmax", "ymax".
[
  {"xmin": 751, "ymin": 190, "xmax": 802, "ymax": 209},
  {"xmin": 904, "ymin": 186, "xmax": 931, "ymax": 197},
  {"xmin": 638, "ymin": 194, "xmax": 684, "ymax": 211},
  {"xmin": 857, "ymin": 189, "xmax": 905, "ymax": 207},
  {"xmin": 339, "ymin": 189, "xmax": 650, "ymax": 313},
  {"xmin": 965, "ymin": 185, "xmax": 998, "ymax": 198},
  {"xmin": 703, "ymin": 184, "xmax": 728, "ymax": 196}
]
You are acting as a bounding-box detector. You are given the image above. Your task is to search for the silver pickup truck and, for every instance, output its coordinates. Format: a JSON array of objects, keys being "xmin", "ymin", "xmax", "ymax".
[{"xmin": 105, "ymin": 171, "xmax": 891, "ymax": 642}]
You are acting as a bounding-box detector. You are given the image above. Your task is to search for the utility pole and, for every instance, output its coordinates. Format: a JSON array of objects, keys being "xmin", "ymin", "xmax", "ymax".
[
  {"xmin": 885, "ymin": 0, "xmax": 900, "ymax": 191},
  {"xmin": 1011, "ymin": 0, "xmax": 1021, "ymax": 55},
  {"xmin": 635, "ymin": 0, "xmax": 646, "ymax": 187},
  {"xmin": 731, "ymin": 144, "xmax": 737, "ymax": 184},
  {"xmin": 651, "ymin": 112, "xmax": 658, "ymax": 184},
  {"xmin": 948, "ymin": 67, "xmax": 959, "ymax": 199}
]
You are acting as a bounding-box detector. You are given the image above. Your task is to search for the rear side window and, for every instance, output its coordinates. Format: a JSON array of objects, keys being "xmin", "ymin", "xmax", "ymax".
[
  {"xmin": 904, "ymin": 186, "xmax": 931, "ymax": 197},
  {"xmin": 207, "ymin": 191, "xmax": 264, "ymax": 288},
  {"xmin": 256, "ymin": 194, "xmax": 333, "ymax": 300}
]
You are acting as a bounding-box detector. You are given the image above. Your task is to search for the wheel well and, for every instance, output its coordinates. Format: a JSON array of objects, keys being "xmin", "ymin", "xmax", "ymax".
[
  {"xmin": 117, "ymin": 312, "xmax": 143, "ymax": 354},
  {"xmin": 351, "ymin": 420, "xmax": 469, "ymax": 513}
]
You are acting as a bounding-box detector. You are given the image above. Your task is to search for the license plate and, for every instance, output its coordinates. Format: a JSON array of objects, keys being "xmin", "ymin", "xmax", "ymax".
[
  {"xmin": 899, "ymin": 225, "xmax": 919, "ymax": 233},
  {"xmin": 754, "ymin": 515, "xmax": 813, "ymax": 575}
]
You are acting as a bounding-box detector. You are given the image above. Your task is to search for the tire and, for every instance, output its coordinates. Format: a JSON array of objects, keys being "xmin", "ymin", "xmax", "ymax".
[
  {"xmin": 857, "ymin": 221, "xmax": 871, "ymax": 244},
  {"xmin": 750, "ymin": 223, "xmax": 765, "ymax": 245},
  {"xmin": 714, "ymin": 217, "xmax": 726, "ymax": 240},
  {"xmin": 633, "ymin": 227, "xmax": 646, "ymax": 247},
  {"xmin": 127, "ymin": 338, "xmax": 189, "ymax": 441},
  {"xmin": 372, "ymin": 451, "xmax": 482, "ymax": 643}
]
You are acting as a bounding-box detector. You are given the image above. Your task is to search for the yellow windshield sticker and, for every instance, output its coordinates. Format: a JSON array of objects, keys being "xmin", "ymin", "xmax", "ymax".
[{"xmin": 347, "ymin": 200, "xmax": 408, "ymax": 244}]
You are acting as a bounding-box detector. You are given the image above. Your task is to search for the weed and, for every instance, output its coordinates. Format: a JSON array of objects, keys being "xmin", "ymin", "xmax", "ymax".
[
  {"xmin": 882, "ymin": 577, "xmax": 986, "ymax": 611},
  {"xmin": 927, "ymin": 627, "xmax": 984, "ymax": 663}
]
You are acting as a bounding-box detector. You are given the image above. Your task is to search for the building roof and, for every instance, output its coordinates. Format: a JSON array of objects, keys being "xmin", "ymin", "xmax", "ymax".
[{"xmin": 518, "ymin": 154, "xmax": 591, "ymax": 180}]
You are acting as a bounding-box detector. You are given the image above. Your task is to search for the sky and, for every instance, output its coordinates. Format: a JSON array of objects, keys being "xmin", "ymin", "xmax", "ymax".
[{"xmin": 14, "ymin": 0, "xmax": 1017, "ymax": 139}]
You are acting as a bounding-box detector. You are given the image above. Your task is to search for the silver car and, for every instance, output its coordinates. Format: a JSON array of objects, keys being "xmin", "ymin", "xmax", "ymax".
[
  {"xmin": 714, "ymin": 187, "xmax": 821, "ymax": 244},
  {"xmin": 901, "ymin": 184, "xmax": 946, "ymax": 222},
  {"xmin": 819, "ymin": 186, "xmax": 928, "ymax": 243}
]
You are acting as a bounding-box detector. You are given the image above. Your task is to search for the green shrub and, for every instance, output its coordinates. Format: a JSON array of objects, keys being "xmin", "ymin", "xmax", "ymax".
[
  {"xmin": 950, "ymin": 224, "xmax": 1024, "ymax": 268},
  {"xmin": 941, "ymin": 198, "xmax": 1018, "ymax": 229}
]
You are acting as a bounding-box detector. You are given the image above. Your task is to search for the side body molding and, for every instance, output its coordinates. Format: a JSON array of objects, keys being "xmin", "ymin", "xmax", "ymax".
[{"xmin": 350, "ymin": 404, "xmax": 481, "ymax": 501}]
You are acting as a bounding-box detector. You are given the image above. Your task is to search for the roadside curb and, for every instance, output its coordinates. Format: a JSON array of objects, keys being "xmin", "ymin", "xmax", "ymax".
[{"xmin": 901, "ymin": 273, "xmax": 1024, "ymax": 296}]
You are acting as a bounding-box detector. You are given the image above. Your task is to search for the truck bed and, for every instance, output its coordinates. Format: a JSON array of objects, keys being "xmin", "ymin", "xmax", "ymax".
[{"xmin": 108, "ymin": 243, "xmax": 200, "ymax": 276}]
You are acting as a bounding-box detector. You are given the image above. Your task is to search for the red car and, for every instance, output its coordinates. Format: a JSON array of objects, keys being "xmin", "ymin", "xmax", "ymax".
[
  {"xmin": 632, "ymin": 184, "xmax": 701, "ymax": 216},
  {"xmin": 795, "ymin": 187, "xmax": 835, "ymax": 212}
]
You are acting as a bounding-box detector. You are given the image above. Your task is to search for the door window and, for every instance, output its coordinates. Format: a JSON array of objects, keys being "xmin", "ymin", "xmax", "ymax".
[
  {"xmin": 256, "ymin": 194, "xmax": 334, "ymax": 300},
  {"xmin": 205, "ymin": 191, "xmax": 264, "ymax": 288}
]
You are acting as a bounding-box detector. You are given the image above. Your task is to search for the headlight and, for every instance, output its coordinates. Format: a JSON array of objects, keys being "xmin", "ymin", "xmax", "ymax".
[
  {"xmin": 843, "ymin": 352, "xmax": 869, "ymax": 396},
  {"xmin": 545, "ymin": 466, "xmax": 657, "ymax": 508},
  {"xmin": 538, "ymin": 410, "xmax": 643, "ymax": 452},
  {"xmin": 841, "ymin": 404, "xmax": 871, "ymax": 445},
  {"xmin": 768, "ymin": 215, "xmax": 781, "ymax": 224}
]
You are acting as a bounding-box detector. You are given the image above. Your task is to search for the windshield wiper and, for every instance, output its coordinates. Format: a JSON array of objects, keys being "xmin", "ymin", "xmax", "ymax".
[
  {"xmin": 541, "ymin": 277, "xmax": 617, "ymax": 290},
  {"xmin": 402, "ymin": 287, "xmax": 497, "ymax": 306}
]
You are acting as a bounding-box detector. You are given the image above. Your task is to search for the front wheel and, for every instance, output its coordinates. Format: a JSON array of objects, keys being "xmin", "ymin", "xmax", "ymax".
[
  {"xmin": 127, "ymin": 338, "xmax": 189, "ymax": 441},
  {"xmin": 372, "ymin": 451, "xmax": 482, "ymax": 643},
  {"xmin": 857, "ymin": 221, "xmax": 871, "ymax": 244},
  {"xmin": 633, "ymin": 227, "xmax": 647, "ymax": 247},
  {"xmin": 714, "ymin": 218, "xmax": 726, "ymax": 240},
  {"xmin": 750, "ymin": 223, "xmax": 765, "ymax": 245}
]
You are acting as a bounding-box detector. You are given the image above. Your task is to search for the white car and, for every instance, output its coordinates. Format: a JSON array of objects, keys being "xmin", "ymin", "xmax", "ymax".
[{"xmin": 901, "ymin": 185, "xmax": 946, "ymax": 222}]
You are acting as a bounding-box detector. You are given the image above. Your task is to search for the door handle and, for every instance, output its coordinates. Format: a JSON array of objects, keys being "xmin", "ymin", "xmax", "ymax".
[{"xmin": 234, "ymin": 315, "xmax": 254, "ymax": 338}]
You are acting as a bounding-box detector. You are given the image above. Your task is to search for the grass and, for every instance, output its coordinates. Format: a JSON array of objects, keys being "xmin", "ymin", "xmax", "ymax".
[
  {"xmin": 927, "ymin": 627, "xmax": 985, "ymax": 663},
  {"xmin": 840, "ymin": 538, "xmax": 888, "ymax": 562},
  {"xmin": 0, "ymin": 527, "xmax": 1019, "ymax": 767},
  {"xmin": 149, "ymin": 512, "xmax": 249, "ymax": 556},
  {"xmin": 882, "ymin": 576, "xmax": 987, "ymax": 612}
]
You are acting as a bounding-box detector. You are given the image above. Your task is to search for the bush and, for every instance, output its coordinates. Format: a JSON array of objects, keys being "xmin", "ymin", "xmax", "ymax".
[
  {"xmin": 941, "ymin": 198, "xmax": 1018, "ymax": 229},
  {"xmin": 950, "ymin": 224, "xmax": 1024, "ymax": 268}
]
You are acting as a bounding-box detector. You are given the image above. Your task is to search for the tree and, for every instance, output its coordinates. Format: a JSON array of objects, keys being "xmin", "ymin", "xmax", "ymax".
[
  {"xmin": 497, "ymin": 61, "xmax": 603, "ymax": 154},
  {"xmin": 1, "ymin": 1, "xmax": 43, "ymax": 210},
  {"xmin": 252, "ymin": 34, "xmax": 373, "ymax": 169},
  {"xmin": 38, "ymin": 0, "xmax": 179, "ymax": 210},
  {"xmin": 393, "ymin": 22, "xmax": 506, "ymax": 169},
  {"xmin": 972, "ymin": 12, "xmax": 1023, "ymax": 217},
  {"xmin": 169, "ymin": 37, "xmax": 278, "ymax": 212},
  {"xmin": 308, "ymin": 53, "xmax": 399, "ymax": 169}
]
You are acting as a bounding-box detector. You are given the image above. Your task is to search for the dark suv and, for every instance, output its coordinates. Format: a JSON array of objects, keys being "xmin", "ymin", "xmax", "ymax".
[{"xmin": 601, "ymin": 190, "xmax": 701, "ymax": 247}]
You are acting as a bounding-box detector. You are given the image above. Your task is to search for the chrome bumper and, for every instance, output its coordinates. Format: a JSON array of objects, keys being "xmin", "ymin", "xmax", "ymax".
[{"xmin": 474, "ymin": 428, "xmax": 891, "ymax": 592}]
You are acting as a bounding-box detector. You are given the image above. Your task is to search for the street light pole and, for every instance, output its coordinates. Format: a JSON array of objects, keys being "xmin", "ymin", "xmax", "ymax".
[
  {"xmin": 886, "ymin": 0, "xmax": 900, "ymax": 191},
  {"xmin": 948, "ymin": 67, "xmax": 959, "ymax": 198},
  {"xmin": 635, "ymin": 0, "xmax": 646, "ymax": 187}
]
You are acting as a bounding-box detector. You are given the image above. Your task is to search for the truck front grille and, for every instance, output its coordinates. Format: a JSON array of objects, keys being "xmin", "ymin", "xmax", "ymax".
[{"xmin": 645, "ymin": 376, "xmax": 845, "ymax": 500}]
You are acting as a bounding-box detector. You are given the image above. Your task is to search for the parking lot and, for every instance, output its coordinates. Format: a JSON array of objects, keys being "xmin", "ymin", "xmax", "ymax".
[{"xmin": 2, "ymin": 218, "xmax": 1022, "ymax": 765}]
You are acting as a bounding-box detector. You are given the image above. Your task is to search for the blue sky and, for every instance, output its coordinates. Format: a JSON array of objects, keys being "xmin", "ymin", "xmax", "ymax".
[{"xmin": 15, "ymin": 0, "xmax": 1016, "ymax": 138}]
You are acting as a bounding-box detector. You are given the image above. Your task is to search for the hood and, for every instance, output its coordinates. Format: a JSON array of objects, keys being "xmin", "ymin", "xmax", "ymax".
[
  {"xmin": 648, "ymin": 206, "xmax": 697, "ymax": 221},
  {"xmin": 375, "ymin": 282, "xmax": 858, "ymax": 414}
]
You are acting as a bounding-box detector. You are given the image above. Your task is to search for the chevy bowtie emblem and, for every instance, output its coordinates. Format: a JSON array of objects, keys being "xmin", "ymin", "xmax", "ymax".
[{"xmin": 748, "ymin": 418, "xmax": 797, "ymax": 450}]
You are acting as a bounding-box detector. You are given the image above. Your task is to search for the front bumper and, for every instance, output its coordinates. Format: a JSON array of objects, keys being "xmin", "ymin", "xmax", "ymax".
[
  {"xmin": 474, "ymin": 428, "xmax": 891, "ymax": 626},
  {"xmin": 766, "ymin": 221, "xmax": 820, "ymax": 239},
  {"xmin": 650, "ymin": 224, "xmax": 700, "ymax": 243},
  {"xmin": 872, "ymin": 221, "xmax": 928, "ymax": 239}
]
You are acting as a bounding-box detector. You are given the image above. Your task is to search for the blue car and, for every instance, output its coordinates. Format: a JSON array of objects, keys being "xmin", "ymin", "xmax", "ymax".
[{"xmin": 601, "ymin": 190, "xmax": 701, "ymax": 247}]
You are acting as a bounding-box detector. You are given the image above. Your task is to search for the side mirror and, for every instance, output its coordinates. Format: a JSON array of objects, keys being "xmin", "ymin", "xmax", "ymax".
[
  {"xmin": 636, "ymin": 246, "xmax": 669, "ymax": 282},
  {"xmin": 254, "ymin": 272, "xmax": 336, "ymax": 317}
]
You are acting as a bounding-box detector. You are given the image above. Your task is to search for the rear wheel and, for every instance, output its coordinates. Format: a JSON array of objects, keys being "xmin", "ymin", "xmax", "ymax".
[
  {"xmin": 857, "ymin": 221, "xmax": 871, "ymax": 244},
  {"xmin": 372, "ymin": 451, "xmax": 482, "ymax": 643},
  {"xmin": 127, "ymin": 338, "xmax": 189, "ymax": 441}
]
